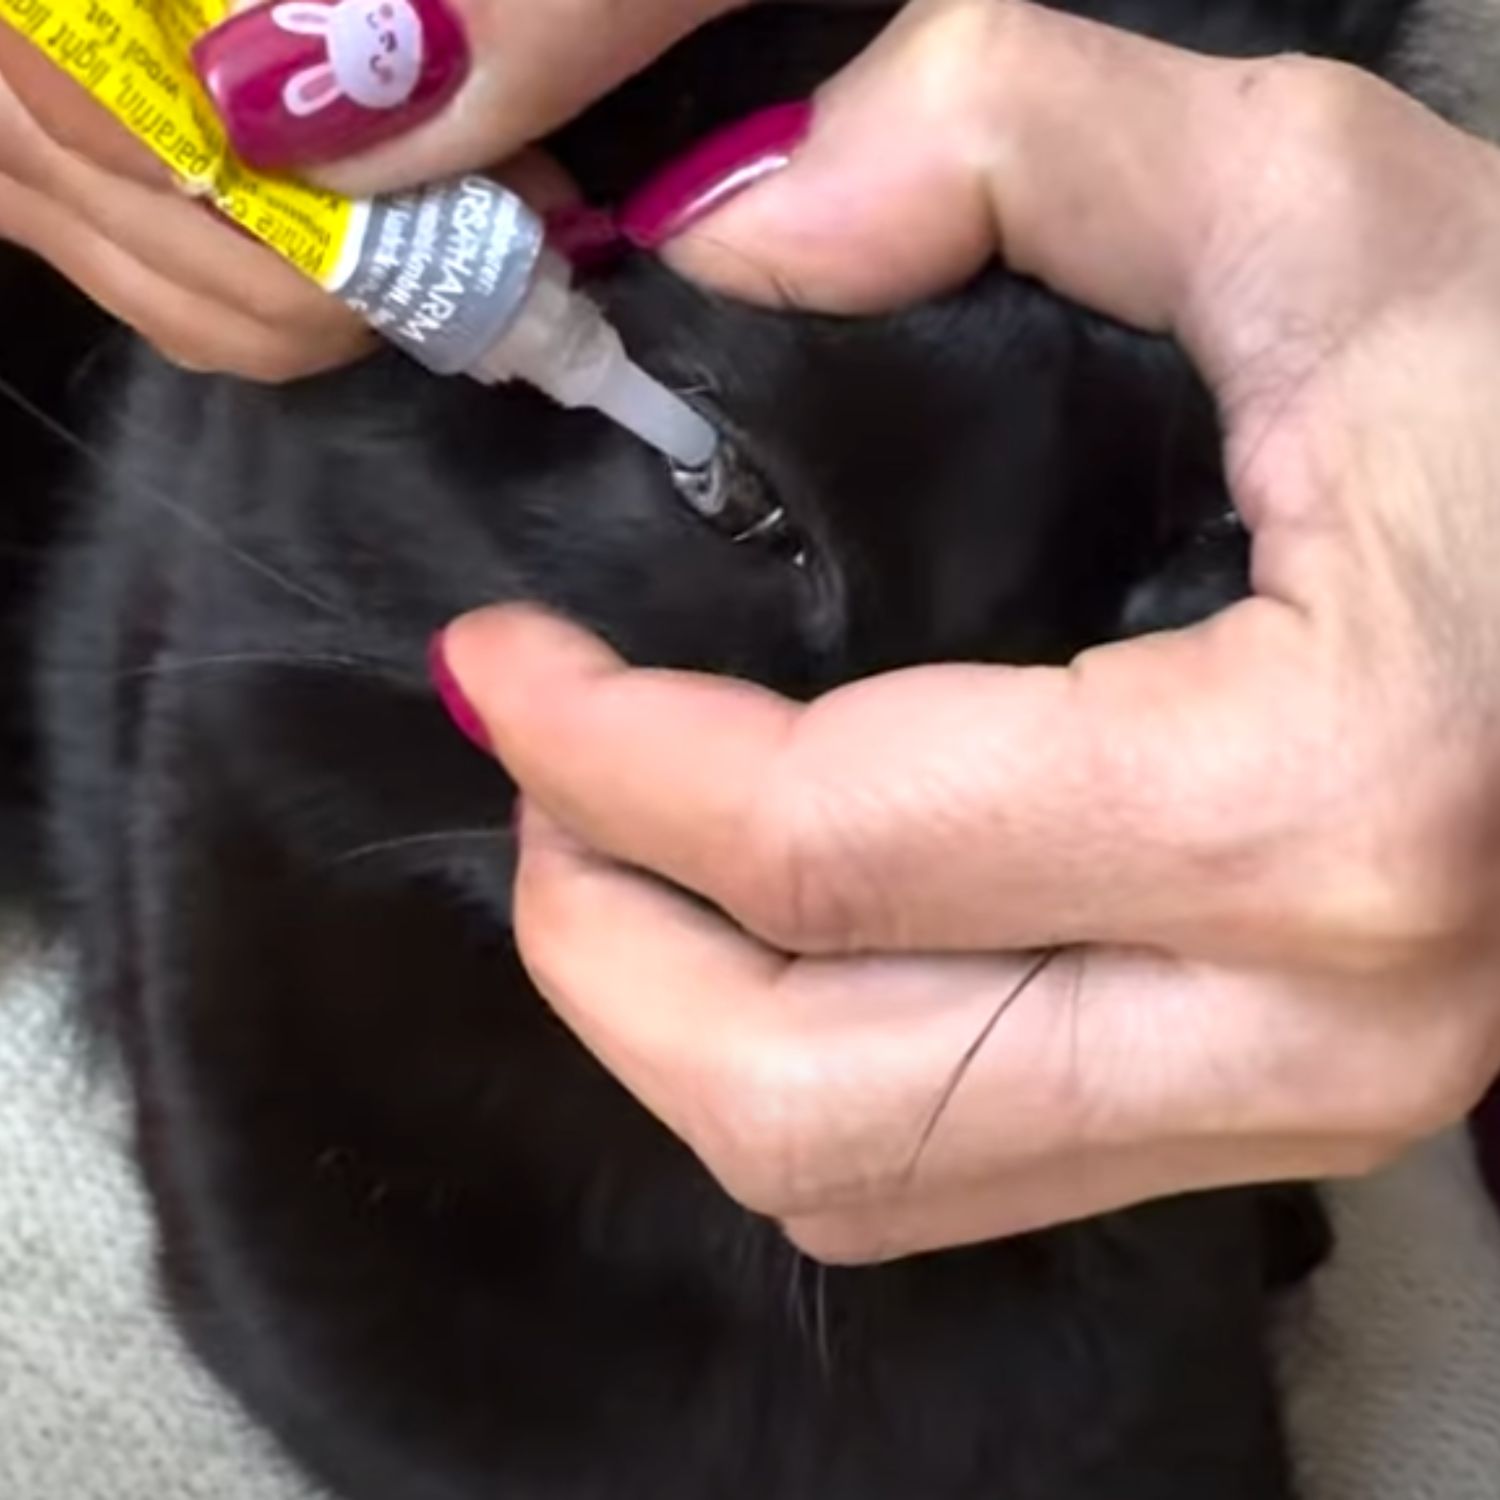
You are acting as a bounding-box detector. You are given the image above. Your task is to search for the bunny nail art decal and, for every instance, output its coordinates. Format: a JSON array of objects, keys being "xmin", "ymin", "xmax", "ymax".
[
  {"xmin": 275, "ymin": 0, "xmax": 425, "ymax": 117},
  {"xmin": 194, "ymin": 0, "xmax": 469, "ymax": 169}
]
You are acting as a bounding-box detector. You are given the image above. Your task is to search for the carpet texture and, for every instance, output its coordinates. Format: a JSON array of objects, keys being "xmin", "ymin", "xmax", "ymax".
[{"xmin": 2, "ymin": 920, "xmax": 1497, "ymax": 1500}]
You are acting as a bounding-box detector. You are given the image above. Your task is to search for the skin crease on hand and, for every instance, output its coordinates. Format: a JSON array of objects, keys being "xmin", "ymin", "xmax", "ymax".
[{"xmin": 438, "ymin": 0, "xmax": 1500, "ymax": 1264}]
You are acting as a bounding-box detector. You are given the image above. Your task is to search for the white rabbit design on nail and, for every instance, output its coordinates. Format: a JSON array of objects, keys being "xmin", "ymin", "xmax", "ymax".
[{"xmin": 272, "ymin": 0, "xmax": 425, "ymax": 117}]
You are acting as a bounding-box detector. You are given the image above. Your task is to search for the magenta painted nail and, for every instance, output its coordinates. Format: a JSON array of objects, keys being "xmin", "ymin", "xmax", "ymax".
[
  {"xmin": 427, "ymin": 633, "xmax": 491, "ymax": 754},
  {"xmin": 619, "ymin": 101, "xmax": 812, "ymax": 250},
  {"xmin": 193, "ymin": 0, "xmax": 469, "ymax": 171},
  {"xmin": 544, "ymin": 204, "xmax": 624, "ymax": 272}
]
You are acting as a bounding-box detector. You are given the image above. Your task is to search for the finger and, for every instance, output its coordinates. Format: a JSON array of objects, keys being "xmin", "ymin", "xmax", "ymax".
[
  {"xmin": 657, "ymin": 0, "xmax": 1229, "ymax": 322},
  {"xmin": 780, "ymin": 1137, "xmax": 1338, "ymax": 1264},
  {"xmin": 790, "ymin": 958, "xmax": 1500, "ymax": 1259},
  {"xmin": 512, "ymin": 802, "xmax": 790, "ymax": 1195},
  {"xmin": 512, "ymin": 803, "xmax": 1096, "ymax": 1218},
  {"xmin": 62, "ymin": 169, "xmax": 366, "ymax": 352},
  {"xmin": 489, "ymin": 147, "xmax": 582, "ymax": 219},
  {"xmin": 18, "ymin": 104, "xmax": 366, "ymax": 349},
  {"xmin": 0, "ymin": 27, "xmax": 168, "ymax": 188},
  {"xmin": 659, "ymin": 0, "xmax": 1490, "ymax": 393},
  {"xmin": 0, "ymin": 52, "xmax": 369, "ymax": 374},
  {"xmin": 195, "ymin": 0, "xmax": 745, "ymax": 195},
  {"xmin": 0, "ymin": 174, "xmax": 358, "ymax": 380},
  {"xmin": 513, "ymin": 801, "xmax": 1460, "ymax": 1240},
  {"xmin": 444, "ymin": 599, "xmax": 1431, "ymax": 967}
]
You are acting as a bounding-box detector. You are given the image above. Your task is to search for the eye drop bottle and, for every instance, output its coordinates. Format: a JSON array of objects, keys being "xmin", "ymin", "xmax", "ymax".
[{"xmin": 326, "ymin": 175, "xmax": 718, "ymax": 469}]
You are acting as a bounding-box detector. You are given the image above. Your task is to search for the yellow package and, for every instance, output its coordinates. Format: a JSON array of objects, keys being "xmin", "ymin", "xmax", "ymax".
[{"xmin": 0, "ymin": 0, "xmax": 356, "ymax": 279}]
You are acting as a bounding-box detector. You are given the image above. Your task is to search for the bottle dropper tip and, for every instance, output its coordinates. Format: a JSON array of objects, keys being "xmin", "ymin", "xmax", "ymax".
[{"xmin": 594, "ymin": 353, "xmax": 719, "ymax": 469}]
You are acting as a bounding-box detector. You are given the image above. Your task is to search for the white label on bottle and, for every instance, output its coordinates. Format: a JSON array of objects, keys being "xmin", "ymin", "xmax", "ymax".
[{"xmin": 324, "ymin": 175, "xmax": 545, "ymax": 377}]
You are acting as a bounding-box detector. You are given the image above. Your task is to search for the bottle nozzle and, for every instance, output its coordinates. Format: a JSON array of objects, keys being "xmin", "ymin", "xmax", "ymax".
[
  {"xmin": 588, "ymin": 353, "xmax": 717, "ymax": 468},
  {"xmin": 470, "ymin": 249, "xmax": 719, "ymax": 469}
]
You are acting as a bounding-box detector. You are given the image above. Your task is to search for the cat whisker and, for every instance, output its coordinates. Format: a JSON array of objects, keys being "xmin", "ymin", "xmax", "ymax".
[
  {"xmin": 43, "ymin": 649, "xmax": 414, "ymax": 690},
  {"xmin": 117, "ymin": 650, "xmax": 410, "ymax": 685},
  {"xmin": 784, "ymin": 1244, "xmax": 836, "ymax": 1380},
  {"xmin": 0, "ymin": 368, "xmax": 346, "ymax": 619},
  {"xmin": 811, "ymin": 1260, "xmax": 832, "ymax": 1380},
  {"xmin": 784, "ymin": 1242, "xmax": 811, "ymax": 1346},
  {"xmin": 324, "ymin": 826, "xmax": 515, "ymax": 868}
]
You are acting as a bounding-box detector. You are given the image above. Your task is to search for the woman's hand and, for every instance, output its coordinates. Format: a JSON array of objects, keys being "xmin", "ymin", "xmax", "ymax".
[
  {"xmin": 433, "ymin": 0, "xmax": 1500, "ymax": 1262},
  {"xmin": 0, "ymin": 0, "xmax": 748, "ymax": 375},
  {"xmin": 0, "ymin": 25, "xmax": 368, "ymax": 380},
  {"xmin": 192, "ymin": 0, "xmax": 746, "ymax": 192}
]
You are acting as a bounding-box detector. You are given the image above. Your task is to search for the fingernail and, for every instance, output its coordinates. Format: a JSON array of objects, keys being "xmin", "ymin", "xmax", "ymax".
[
  {"xmin": 427, "ymin": 631, "xmax": 491, "ymax": 754},
  {"xmin": 192, "ymin": 0, "xmax": 470, "ymax": 171},
  {"xmin": 619, "ymin": 100, "xmax": 812, "ymax": 250},
  {"xmin": 544, "ymin": 204, "xmax": 624, "ymax": 272}
]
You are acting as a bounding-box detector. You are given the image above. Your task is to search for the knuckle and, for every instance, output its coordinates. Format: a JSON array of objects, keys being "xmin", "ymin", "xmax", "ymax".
[
  {"xmin": 150, "ymin": 324, "xmax": 307, "ymax": 384},
  {"xmin": 698, "ymin": 1115, "xmax": 795, "ymax": 1220},
  {"xmin": 511, "ymin": 854, "xmax": 589, "ymax": 999},
  {"xmin": 1239, "ymin": 52, "xmax": 1383, "ymax": 149},
  {"xmin": 693, "ymin": 1045, "xmax": 830, "ymax": 1219},
  {"xmin": 244, "ymin": 281, "xmax": 323, "ymax": 331},
  {"xmin": 782, "ymin": 1215, "xmax": 896, "ymax": 1268},
  {"xmin": 1383, "ymin": 1026, "xmax": 1498, "ymax": 1145},
  {"xmin": 1228, "ymin": 55, "xmax": 1392, "ymax": 226},
  {"xmin": 734, "ymin": 788, "xmax": 868, "ymax": 956},
  {"xmin": 907, "ymin": 0, "xmax": 1024, "ymax": 131},
  {"xmin": 1320, "ymin": 1132, "xmax": 1407, "ymax": 1179},
  {"xmin": 1302, "ymin": 804, "xmax": 1487, "ymax": 975},
  {"xmin": 229, "ymin": 334, "xmax": 335, "ymax": 385},
  {"xmin": 1321, "ymin": 989, "xmax": 1498, "ymax": 1152},
  {"xmin": 1305, "ymin": 872, "xmax": 1458, "ymax": 974},
  {"xmin": 1342, "ymin": 1076, "xmax": 1463, "ymax": 1157},
  {"xmin": 912, "ymin": 0, "xmax": 1006, "ymax": 74},
  {"xmin": 241, "ymin": 265, "xmax": 356, "ymax": 337},
  {"xmin": 150, "ymin": 332, "xmax": 217, "ymax": 376}
]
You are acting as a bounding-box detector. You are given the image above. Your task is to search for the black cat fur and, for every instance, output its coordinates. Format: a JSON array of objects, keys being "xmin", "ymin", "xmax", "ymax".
[
  {"xmin": 36, "ymin": 2, "xmax": 1470, "ymax": 1496},
  {"xmin": 0, "ymin": 247, "xmax": 110, "ymax": 902}
]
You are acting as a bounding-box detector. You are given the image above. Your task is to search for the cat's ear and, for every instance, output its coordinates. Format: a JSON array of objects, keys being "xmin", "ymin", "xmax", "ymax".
[
  {"xmin": 271, "ymin": 3, "xmax": 333, "ymax": 37},
  {"xmin": 282, "ymin": 63, "xmax": 343, "ymax": 116}
]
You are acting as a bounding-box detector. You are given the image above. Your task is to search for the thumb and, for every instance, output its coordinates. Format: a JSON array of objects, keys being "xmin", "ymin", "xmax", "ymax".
[
  {"xmin": 654, "ymin": 0, "xmax": 1482, "ymax": 405},
  {"xmin": 655, "ymin": 0, "xmax": 1237, "ymax": 326},
  {"xmin": 437, "ymin": 600, "xmax": 1367, "ymax": 967}
]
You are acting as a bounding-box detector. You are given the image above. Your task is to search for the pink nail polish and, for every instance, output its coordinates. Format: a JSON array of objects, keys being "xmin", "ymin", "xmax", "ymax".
[
  {"xmin": 544, "ymin": 204, "xmax": 624, "ymax": 272},
  {"xmin": 619, "ymin": 101, "xmax": 812, "ymax": 250},
  {"xmin": 427, "ymin": 632, "xmax": 491, "ymax": 754},
  {"xmin": 193, "ymin": 0, "xmax": 470, "ymax": 171}
]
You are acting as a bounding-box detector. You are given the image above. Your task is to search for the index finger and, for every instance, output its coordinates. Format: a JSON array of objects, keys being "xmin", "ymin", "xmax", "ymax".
[{"xmin": 0, "ymin": 25, "xmax": 168, "ymax": 186}]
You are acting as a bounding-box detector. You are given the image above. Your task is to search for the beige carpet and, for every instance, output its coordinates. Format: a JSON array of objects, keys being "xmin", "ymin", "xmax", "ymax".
[{"xmin": 1, "ymin": 918, "xmax": 1497, "ymax": 1500}]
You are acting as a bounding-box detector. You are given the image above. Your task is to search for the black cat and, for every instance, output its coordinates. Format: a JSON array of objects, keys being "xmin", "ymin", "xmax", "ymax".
[{"xmin": 33, "ymin": 2, "xmax": 1484, "ymax": 1496}]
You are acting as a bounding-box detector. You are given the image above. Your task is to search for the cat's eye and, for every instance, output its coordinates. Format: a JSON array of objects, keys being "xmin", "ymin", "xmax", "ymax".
[{"xmin": 668, "ymin": 442, "xmax": 807, "ymax": 567}]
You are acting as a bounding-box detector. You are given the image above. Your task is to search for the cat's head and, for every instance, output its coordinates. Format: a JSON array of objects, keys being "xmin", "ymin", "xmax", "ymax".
[{"xmin": 262, "ymin": 244, "xmax": 1227, "ymax": 725}]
